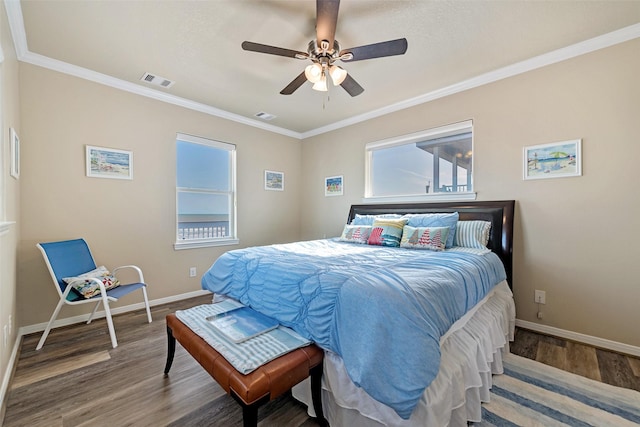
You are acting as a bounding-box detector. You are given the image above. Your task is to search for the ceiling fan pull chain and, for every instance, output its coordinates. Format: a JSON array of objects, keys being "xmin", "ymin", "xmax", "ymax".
[{"xmin": 324, "ymin": 84, "xmax": 331, "ymax": 109}]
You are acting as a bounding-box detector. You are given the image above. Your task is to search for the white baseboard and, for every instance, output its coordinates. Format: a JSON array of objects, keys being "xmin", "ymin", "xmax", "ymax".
[
  {"xmin": 18, "ymin": 289, "xmax": 212, "ymax": 336},
  {"xmin": 0, "ymin": 334, "xmax": 21, "ymax": 420},
  {"xmin": 516, "ymin": 319, "xmax": 640, "ymax": 358}
]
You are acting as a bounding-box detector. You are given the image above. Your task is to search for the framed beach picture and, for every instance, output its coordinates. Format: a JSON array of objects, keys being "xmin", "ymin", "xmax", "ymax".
[
  {"xmin": 523, "ymin": 139, "xmax": 581, "ymax": 180},
  {"xmin": 86, "ymin": 145, "xmax": 133, "ymax": 180},
  {"xmin": 10, "ymin": 128, "xmax": 19, "ymax": 179},
  {"xmin": 264, "ymin": 170, "xmax": 284, "ymax": 191},
  {"xmin": 325, "ymin": 175, "xmax": 343, "ymax": 196}
]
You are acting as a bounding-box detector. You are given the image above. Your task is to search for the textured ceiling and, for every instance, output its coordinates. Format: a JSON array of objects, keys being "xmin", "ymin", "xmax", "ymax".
[{"xmin": 11, "ymin": 0, "xmax": 640, "ymax": 136}]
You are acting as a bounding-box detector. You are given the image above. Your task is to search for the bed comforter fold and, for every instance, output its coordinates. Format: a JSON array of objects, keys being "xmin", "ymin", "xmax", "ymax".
[{"xmin": 201, "ymin": 239, "xmax": 506, "ymax": 418}]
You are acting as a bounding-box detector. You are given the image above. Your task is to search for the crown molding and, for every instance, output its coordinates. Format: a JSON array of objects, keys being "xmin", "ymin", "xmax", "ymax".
[
  {"xmin": 4, "ymin": 0, "xmax": 27, "ymax": 58},
  {"xmin": 3, "ymin": 0, "xmax": 302, "ymax": 140},
  {"xmin": 301, "ymin": 23, "xmax": 640, "ymax": 138},
  {"xmin": 5, "ymin": 0, "xmax": 639, "ymax": 140},
  {"xmin": 18, "ymin": 51, "xmax": 304, "ymax": 140}
]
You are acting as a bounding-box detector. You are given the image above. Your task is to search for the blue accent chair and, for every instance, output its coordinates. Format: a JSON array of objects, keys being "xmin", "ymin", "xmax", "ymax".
[{"xmin": 36, "ymin": 238, "xmax": 152, "ymax": 350}]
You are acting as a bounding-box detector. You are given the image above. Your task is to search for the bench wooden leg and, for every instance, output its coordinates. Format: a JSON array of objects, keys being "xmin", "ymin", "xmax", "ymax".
[
  {"xmin": 310, "ymin": 363, "xmax": 328, "ymax": 426},
  {"xmin": 164, "ymin": 325, "xmax": 176, "ymax": 376},
  {"xmin": 241, "ymin": 404, "xmax": 258, "ymax": 427},
  {"xmin": 231, "ymin": 391, "xmax": 269, "ymax": 427}
]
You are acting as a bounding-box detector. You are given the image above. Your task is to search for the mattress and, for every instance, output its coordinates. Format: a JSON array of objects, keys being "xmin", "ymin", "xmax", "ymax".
[{"xmin": 292, "ymin": 281, "xmax": 516, "ymax": 426}]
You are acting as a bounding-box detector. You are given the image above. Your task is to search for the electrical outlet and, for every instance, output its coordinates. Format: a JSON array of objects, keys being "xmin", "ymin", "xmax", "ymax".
[
  {"xmin": 535, "ymin": 290, "xmax": 546, "ymax": 304},
  {"xmin": 189, "ymin": 267, "xmax": 197, "ymax": 277}
]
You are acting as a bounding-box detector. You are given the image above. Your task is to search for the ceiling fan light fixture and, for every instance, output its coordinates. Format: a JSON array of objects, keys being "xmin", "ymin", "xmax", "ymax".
[
  {"xmin": 312, "ymin": 74, "xmax": 328, "ymax": 92},
  {"xmin": 304, "ymin": 63, "xmax": 323, "ymax": 83},
  {"xmin": 329, "ymin": 65, "xmax": 347, "ymax": 85}
]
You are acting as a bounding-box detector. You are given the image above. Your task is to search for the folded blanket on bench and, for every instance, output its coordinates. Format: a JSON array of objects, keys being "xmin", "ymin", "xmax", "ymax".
[{"xmin": 176, "ymin": 300, "xmax": 312, "ymax": 374}]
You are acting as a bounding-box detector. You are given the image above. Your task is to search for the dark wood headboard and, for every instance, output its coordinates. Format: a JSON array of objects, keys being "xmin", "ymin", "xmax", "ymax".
[{"xmin": 347, "ymin": 200, "xmax": 515, "ymax": 289}]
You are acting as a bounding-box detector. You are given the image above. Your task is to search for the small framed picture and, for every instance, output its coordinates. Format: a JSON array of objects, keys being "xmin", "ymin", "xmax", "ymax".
[
  {"xmin": 10, "ymin": 128, "xmax": 19, "ymax": 179},
  {"xmin": 86, "ymin": 145, "xmax": 133, "ymax": 180},
  {"xmin": 264, "ymin": 170, "xmax": 284, "ymax": 191},
  {"xmin": 325, "ymin": 175, "xmax": 343, "ymax": 196},
  {"xmin": 524, "ymin": 139, "xmax": 582, "ymax": 180}
]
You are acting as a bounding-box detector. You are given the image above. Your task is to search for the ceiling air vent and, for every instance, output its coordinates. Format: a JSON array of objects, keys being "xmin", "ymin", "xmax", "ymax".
[
  {"xmin": 255, "ymin": 111, "xmax": 277, "ymax": 121},
  {"xmin": 140, "ymin": 72, "xmax": 175, "ymax": 88}
]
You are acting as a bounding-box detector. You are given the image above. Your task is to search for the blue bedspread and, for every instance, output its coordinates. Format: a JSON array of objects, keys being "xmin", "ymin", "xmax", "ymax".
[{"xmin": 201, "ymin": 239, "xmax": 506, "ymax": 419}]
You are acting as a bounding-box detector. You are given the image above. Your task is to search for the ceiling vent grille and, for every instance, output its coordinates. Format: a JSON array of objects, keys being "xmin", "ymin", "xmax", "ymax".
[
  {"xmin": 255, "ymin": 111, "xmax": 277, "ymax": 121},
  {"xmin": 140, "ymin": 72, "xmax": 175, "ymax": 88}
]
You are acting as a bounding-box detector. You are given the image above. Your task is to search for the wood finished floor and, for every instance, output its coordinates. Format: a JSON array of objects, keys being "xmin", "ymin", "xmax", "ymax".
[{"xmin": 2, "ymin": 295, "xmax": 639, "ymax": 426}]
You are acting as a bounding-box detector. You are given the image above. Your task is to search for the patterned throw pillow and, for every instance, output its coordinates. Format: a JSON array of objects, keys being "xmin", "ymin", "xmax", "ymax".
[
  {"xmin": 367, "ymin": 218, "xmax": 408, "ymax": 247},
  {"xmin": 351, "ymin": 213, "xmax": 403, "ymax": 226},
  {"xmin": 401, "ymin": 212, "xmax": 459, "ymax": 248},
  {"xmin": 455, "ymin": 220, "xmax": 492, "ymax": 248},
  {"xmin": 400, "ymin": 225, "xmax": 450, "ymax": 251},
  {"xmin": 63, "ymin": 266, "xmax": 120, "ymax": 299},
  {"xmin": 339, "ymin": 225, "xmax": 373, "ymax": 244}
]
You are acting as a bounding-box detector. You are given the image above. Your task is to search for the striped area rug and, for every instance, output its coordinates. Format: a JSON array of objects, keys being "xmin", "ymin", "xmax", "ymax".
[{"xmin": 476, "ymin": 353, "xmax": 640, "ymax": 427}]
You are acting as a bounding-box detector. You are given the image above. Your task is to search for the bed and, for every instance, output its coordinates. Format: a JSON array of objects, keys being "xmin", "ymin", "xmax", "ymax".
[{"xmin": 201, "ymin": 200, "xmax": 516, "ymax": 426}]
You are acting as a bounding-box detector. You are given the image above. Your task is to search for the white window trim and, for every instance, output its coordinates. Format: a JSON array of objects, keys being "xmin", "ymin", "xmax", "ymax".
[
  {"xmin": 364, "ymin": 120, "xmax": 476, "ymax": 201},
  {"xmin": 362, "ymin": 193, "xmax": 476, "ymax": 204},
  {"xmin": 173, "ymin": 133, "xmax": 238, "ymax": 250},
  {"xmin": 174, "ymin": 237, "xmax": 239, "ymax": 250}
]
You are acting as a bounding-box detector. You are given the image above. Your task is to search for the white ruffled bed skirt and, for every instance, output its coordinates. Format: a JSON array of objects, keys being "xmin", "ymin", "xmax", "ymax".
[{"xmin": 292, "ymin": 281, "xmax": 516, "ymax": 427}]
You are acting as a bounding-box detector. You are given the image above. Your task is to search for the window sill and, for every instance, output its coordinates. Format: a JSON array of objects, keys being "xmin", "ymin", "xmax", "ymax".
[
  {"xmin": 363, "ymin": 192, "xmax": 477, "ymax": 204},
  {"xmin": 174, "ymin": 238, "xmax": 240, "ymax": 250},
  {"xmin": 0, "ymin": 221, "xmax": 15, "ymax": 237}
]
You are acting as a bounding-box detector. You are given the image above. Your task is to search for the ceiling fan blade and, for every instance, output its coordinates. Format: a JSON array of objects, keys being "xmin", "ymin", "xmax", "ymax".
[
  {"xmin": 340, "ymin": 38, "xmax": 408, "ymax": 62},
  {"xmin": 242, "ymin": 41, "xmax": 306, "ymax": 59},
  {"xmin": 340, "ymin": 74, "xmax": 364, "ymax": 97},
  {"xmin": 280, "ymin": 72, "xmax": 308, "ymax": 95},
  {"xmin": 316, "ymin": 0, "xmax": 340, "ymax": 49}
]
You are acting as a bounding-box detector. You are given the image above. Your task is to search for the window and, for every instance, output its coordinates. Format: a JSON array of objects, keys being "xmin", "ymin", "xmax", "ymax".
[
  {"xmin": 175, "ymin": 133, "xmax": 237, "ymax": 249},
  {"xmin": 365, "ymin": 120, "xmax": 474, "ymax": 201}
]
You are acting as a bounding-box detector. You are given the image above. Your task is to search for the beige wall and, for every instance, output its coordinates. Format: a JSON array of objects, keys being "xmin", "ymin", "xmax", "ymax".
[
  {"xmin": 0, "ymin": 1, "xmax": 20, "ymax": 411},
  {"xmin": 7, "ymin": 25, "xmax": 640, "ymax": 369},
  {"xmin": 17, "ymin": 63, "xmax": 301, "ymax": 326},
  {"xmin": 300, "ymin": 39, "xmax": 640, "ymax": 348}
]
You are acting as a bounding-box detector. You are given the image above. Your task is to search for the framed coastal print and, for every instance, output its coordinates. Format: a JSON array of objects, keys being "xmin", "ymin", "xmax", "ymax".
[
  {"xmin": 523, "ymin": 139, "xmax": 581, "ymax": 180},
  {"xmin": 325, "ymin": 175, "xmax": 343, "ymax": 196},
  {"xmin": 264, "ymin": 170, "xmax": 284, "ymax": 191},
  {"xmin": 86, "ymin": 145, "xmax": 133, "ymax": 180},
  {"xmin": 10, "ymin": 128, "xmax": 19, "ymax": 179}
]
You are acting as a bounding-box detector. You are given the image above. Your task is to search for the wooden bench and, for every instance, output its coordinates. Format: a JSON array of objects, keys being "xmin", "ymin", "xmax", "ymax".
[{"xmin": 163, "ymin": 313, "xmax": 326, "ymax": 427}]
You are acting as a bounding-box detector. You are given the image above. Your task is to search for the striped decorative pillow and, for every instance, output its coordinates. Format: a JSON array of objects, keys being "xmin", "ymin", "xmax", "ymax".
[
  {"xmin": 351, "ymin": 213, "xmax": 403, "ymax": 226},
  {"xmin": 455, "ymin": 220, "xmax": 491, "ymax": 248},
  {"xmin": 368, "ymin": 218, "xmax": 408, "ymax": 247}
]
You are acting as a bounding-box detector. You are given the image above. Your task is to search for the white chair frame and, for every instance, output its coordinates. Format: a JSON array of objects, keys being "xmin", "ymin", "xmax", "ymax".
[{"xmin": 36, "ymin": 243, "xmax": 152, "ymax": 350}]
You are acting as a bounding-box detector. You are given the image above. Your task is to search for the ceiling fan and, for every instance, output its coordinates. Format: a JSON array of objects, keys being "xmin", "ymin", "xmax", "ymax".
[{"xmin": 241, "ymin": 0, "xmax": 408, "ymax": 97}]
